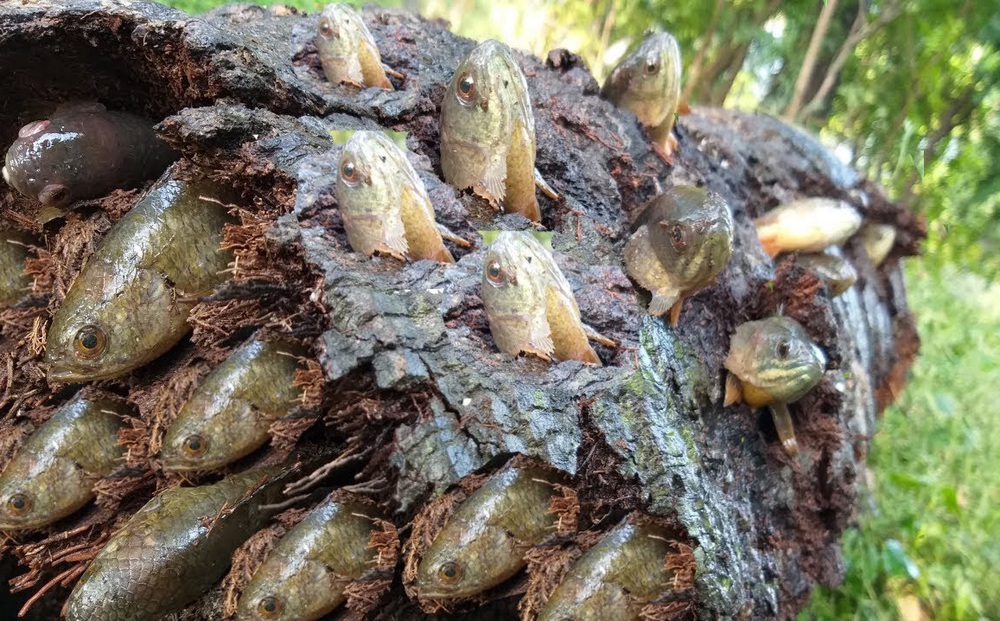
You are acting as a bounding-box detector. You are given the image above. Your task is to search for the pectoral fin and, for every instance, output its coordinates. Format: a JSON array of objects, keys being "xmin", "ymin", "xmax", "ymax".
[
  {"xmin": 770, "ymin": 402, "xmax": 799, "ymax": 456},
  {"xmin": 647, "ymin": 289, "xmax": 680, "ymax": 317},
  {"xmin": 534, "ymin": 168, "xmax": 558, "ymax": 199},
  {"xmin": 724, "ymin": 373, "xmax": 743, "ymax": 407},
  {"xmin": 436, "ymin": 223, "xmax": 471, "ymax": 247}
]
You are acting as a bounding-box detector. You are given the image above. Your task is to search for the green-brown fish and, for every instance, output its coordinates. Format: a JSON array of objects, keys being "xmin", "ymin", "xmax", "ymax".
[
  {"xmin": 482, "ymin": 231, "xmax": 601, "ymax": 365},
  {"xmin": 0, "ymin": 228, "xmax": 34, "ymax": 307},
  {"xmin": 2, "ymin": 102, "xmax": 175, "ymax": 208},
  {"xmin": 315, "ymin": 4, "xmax": 392, "ymax": 90},
  {"xmin": 45, "ymin": 175, "xmax": 236, "ymax": 383},
  {"xmin": 536, "ymin": 519, "xmax": 679, "ymax": 621},
  {"xmin": 336, "ymin": 131, "xmax": 454, "ymax": 263},
  {"xmin": 754, "ymin": 198, "xmax": 862, "ymax": 257},
  {"xmin": 723, "ymin": 316, "xmax": 826, "ymax": 455},
  {"xmin": 237, "ymin": 497, "xmax": 382, "ymax": 621},
  {"xmin": 858, "ymin": 223, "xmax": 896, "ymax": 267},
  {"xmin": 0, "ymin": 392, "xmax": 130, "ymax": 531},
  {"xmin": 414, "ymin": 465, "xmax": 560, "ymax": 600},
  {"xmin": 65, "ymin": 466, "xmax": 291, "ymax": 621},
  {"xmin": 601, "ymin": 31, "xmax": 683, "ymax": 158},
  {"xmin": 160, "ymin": 336, "xmax": 304, "ymax": 472},
  {"xmin": 440, "ymin": 40, "xmax": 556, "ymax": 222},
  {"xmin": 624, "ymin": 186, "xmax": 733, "ymax": 323},
  {"xmin": 797, "ymin": 252, "xmax": 857, "ymax": 297}
]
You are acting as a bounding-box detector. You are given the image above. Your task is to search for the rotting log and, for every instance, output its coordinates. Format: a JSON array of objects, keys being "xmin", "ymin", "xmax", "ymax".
[{"xmin": 0, "ymin": 2, "xmax": 922, "ymax": 619}]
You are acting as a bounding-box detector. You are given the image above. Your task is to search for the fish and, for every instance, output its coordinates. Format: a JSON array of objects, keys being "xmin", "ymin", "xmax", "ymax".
[
  {"xmin": 797, "ymin": 252, "xmax": 857, "ymax": 297},
  {"xmin": 624, "ymin": 185, "xmax": 734, "ymax": 323},
  {"xmin": 601, "ymin": 31, "xmax": 683, "ymax": 159},
  {"xmin": 414, "ymin": 465, "xmax": 560, "ymax": 600},
  {"xmin": 64, "ymin": 466, "xmax": 292, "ymax": 621},
  {"xmin": 336, "ymin": 131, "xmax": 455, "ymax": 263},
  {"xmin": 536, "ymin": 519, "xmax": 680, "ymax": 621},
  {"xmin": 723, "ymin": 316, "xmax": 827, "ymax": 455},
  {"xmin": 753, "ymin": 198, "xmax": 862, "ymax": 257},
  {"xmin": 0, "ymin": 392, "xmax": 130, "ymax": 531},
  {"xmin": 315, "ymin": 4, "xmax": 393, "ymax": 90},
  {"xmin": 236, "ymin": 497, "xmax": 382, "ymax": 621},
  {"xmin": 481, "ymin": 231, "xmax": 601, "ymax": 365},
  {"xmin": 0, "ymin": 228, "xmax": 34, "ymax": 307},
  {"xmin": 440, "ymin": 40, "xmax": 557, "ymax": 222},
  {"xmin": 44, "ymin": 175, "xmax": 236, "ymax": 383},
  {"xmin": 160, "ymin": 337, "xmax": 305, "ymax": 472},
  {"xmin": 2, "ymin": 102, "xmax": 176, "ymax": 208},
  {"xmin": 858, "ymin": 223, "xmax": 896, "ymax": 266}
]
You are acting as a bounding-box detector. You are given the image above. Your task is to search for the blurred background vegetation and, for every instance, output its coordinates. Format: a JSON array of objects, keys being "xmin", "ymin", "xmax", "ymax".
[{"xmin": 162, "ymin": 0, "xmax": 1000, "ymax": 618}]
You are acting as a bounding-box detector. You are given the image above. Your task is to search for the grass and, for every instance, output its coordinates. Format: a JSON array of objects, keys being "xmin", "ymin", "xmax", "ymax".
[
  {"xmin": 147, "ymin": 2, "xmax": 1000, "ymax": 617},
  {"xmin": 801, "ymin": 258, "xmax": 1000, "ymax": 620}
]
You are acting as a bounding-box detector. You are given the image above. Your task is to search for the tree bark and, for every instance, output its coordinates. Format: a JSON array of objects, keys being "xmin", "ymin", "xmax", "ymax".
[
  {"xmin": 783, "ymin": 0, "xmax": 840, "ymax": 120},
  {"xmin": 0, "ymin": 2, "xmax": 923, "ymax": 620}
]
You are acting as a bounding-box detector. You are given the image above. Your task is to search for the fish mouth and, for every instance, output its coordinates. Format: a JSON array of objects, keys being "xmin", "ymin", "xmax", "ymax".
[{"xmin": 46, "ymin": 364, "xmax": 120, "ymax": 385}]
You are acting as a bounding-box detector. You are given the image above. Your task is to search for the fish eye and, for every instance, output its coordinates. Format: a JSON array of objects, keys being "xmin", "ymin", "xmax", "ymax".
[
  {"xmin": 318, "ymin": 19, "xmax": 333, "ymax": 38},
  {"xmin": 486, "ymin": 260, "xmax": 504, "ymax": 284},
  {"xmin": 182, "ymin": 434, "xmax": 208, "ymax": 458},
  {"xmin": 73, "ymin": 325, "xmax": 107, "ymax": 359},
  {"xmin": 668, "ymin": 223, "xmax": 686, "ymax": 248},
  {"xmin": 340, "ymin": 158, "xmax": 359, "ymax": 186},
  {"xmin": 6, "ymin": 492, "xmax": 31, "ymax": 516},
  {"xmin": 257, "ymin": 595, "xmax": 283, "ymax": 618},
  {"xmin": 644, "ymin": 58, "xmax": 660, "ymax": 74},
  {"xmin": 776, "ymin": 339, "xmax": 791, "ymax": 359},
  {"xmin": 456, "ymin": 73, "xmax": 476, "ymax": 103},
  {"xmin": 436, "ymin": 560, "xmax": 463, "ymax": 585}
]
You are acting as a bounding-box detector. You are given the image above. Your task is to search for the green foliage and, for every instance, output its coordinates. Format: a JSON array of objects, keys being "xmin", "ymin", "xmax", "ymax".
[{"xmin": 802, "ymin": 258, "xmax": 1000, "ymax": 620}]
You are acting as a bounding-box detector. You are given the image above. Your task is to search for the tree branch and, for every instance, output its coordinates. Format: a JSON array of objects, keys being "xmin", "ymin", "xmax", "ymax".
[{"xmin": 783, "ymin": 0, "xmax": 840, "ymax": 120}]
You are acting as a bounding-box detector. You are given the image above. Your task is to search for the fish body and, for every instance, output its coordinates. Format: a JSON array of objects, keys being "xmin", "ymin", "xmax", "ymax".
[
  {"xmin": 440, "ymin": 40, "xmax": 550, "ymax": 222},
  {"xmin": 797, "ymin": 252, "xmax": 857, "ymax": 297},
  {"xmin": 0, "ymin": 393, "xmax": 129, "ymax": 531},
  {"xmin": 336, "ymin": 131, "xmax": 453, "ymax": 263},
  {"xmin": 45, "ymin": 176, "xmax": 236, "ymax": 383},
  {"xmin": 415, "ymin": 465, "xmax": 560, "ymax": 600},
  {"xmin": 0, "ymin": 228, "xmax": 34, "ymax": 307},
  {"xmin": 858, "ymin": 223, "xmax": 896, "ymax": 266},
  {"xmin": 754, "ymin": 198, "xmax": 862, "ymax": 257},
  {"xmin": 482, "ymin": 231, "xmax": 599, "ymax": 364},
  {"xmin": 601, "ymin": 32, "xmax": 683, "ymax": 156},
  {"xmin": 316, "ymin": 4, "xmax": 392, "ymax": 90},
  {"xmin": 2, "ymin": 103, "xmax": 176, "ymax": 208},
  {"xmin": 624, "ymin": 186, "xmax": 733, "ymax": 318},
  {"xmin": 160, "ymin": 337, "xmax": 304, "ymax": 472},
  {"xmin": 536, "ymin": 520, "xmax": 677, "ymax": 621},
  {"xmin": 237, "ymin": 498, "xmax": 381, "ymax": 621},
  {"xmin": 65, "ymin": 467, "xmax": 290, "ymax": 621}
]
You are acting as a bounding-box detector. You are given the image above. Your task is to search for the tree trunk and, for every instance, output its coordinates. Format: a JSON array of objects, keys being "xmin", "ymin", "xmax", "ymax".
[
  {"xmin": 681, "ymin": 0, "xmax": 726, "ymax": 103},
  {"xmin": 0, "ymin": 2, "xmax": 923, "ymax": 620},
  {"xmin": 783, "ymin": 0, "xmax": 840, "ymax": 120}
]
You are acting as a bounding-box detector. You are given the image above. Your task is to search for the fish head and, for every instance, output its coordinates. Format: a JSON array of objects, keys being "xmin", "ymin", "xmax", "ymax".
[
  {"xmin": 601, "ymin": 31, "xmax": 682, "ymax": 127},
  {"xmin": 236, "ymin": 562, "xmax": 333, "ymax": 621},
  {"xmin": 481, "ymin": 232, "xmax": 550, "ymax": 349},
  {"xmin": 3, "ymin": 118, "xmax": 77, "ymax": 207},
  {"xmin": 440, "ymin": 40, "xmax": 530, "ymax": 190},
  {"xmin": 159, "ymin": 398, "xmax": 271, "ymax": 472},
  {"xmin": 643, "ymin": 186, "xmax": 734, "ymax": 292},
  {"xmin": 336, "ymin": 131, "xmax": 402, "ymax": 216},
  {"xmin": 316, "ymin": 4, "xmax": 367, "ymax": 84},
  {"xmin": 415, "ymin": 518, "xmax": 513, "ymax": 600},
  {"xmin": 724, "ymin": 317, "xmax": 826, "ymax": 406},
  {"xmin": 0, "ymin": 452, "xmax": 85, "ymax": 530}
]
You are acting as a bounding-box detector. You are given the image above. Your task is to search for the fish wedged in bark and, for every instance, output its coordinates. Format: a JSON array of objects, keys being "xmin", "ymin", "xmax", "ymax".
[
  {"xmin": 858, "ymin": 222, "xmax": 896, "ymax": 266},
  {"xmin": 724, "ymin": 316, "xmax": 827, "ymax": 456},
  {"xmin": 2, "ymin": 102, "xmax": 176, "ymax": 209},
  {"xmin": 413, "ymin": 464, "xmax": 562, "ymax": 601},
  {"xmin": 64, "ymin": 466, "xmax": 294, "ymax": 621},
  {"xmin": 316, "ymin": 3, "xmax": 393, "ymax": 89},
  {"xmin": 44, "ymin": 174, "xmax": 237, "ymax": 384},
  {"xmin": 623, "ymin": 185, "xmax": 733, "ymax": 323},
  {"xmin": 796, "ymin": 251, "xmax": 858, "ymax": 297},
  {"xmin": 336, "ymin": 131, "xmax": 455, "ymax": 263},
  {"xmin": 237, "ymin": 496, "xmax": 384, "ymax": 621},
  {"xmin": 0, "ymin": 392, "xmax": 130, "ymax": 531},
  {"xmin": 753, "ymin": 197, "xmax": 862, "ymax": 257},
  {"xmin": 440, "ymin": 40, "xmax": 556, "ymax": 222},
  {"xmin": 536, "ymin": 518, "xmax": 682, "ymax": 621},
  {"xmin": 0, "ymin": 228, "xmax": 35, "ymax": 307},
  {"xmin": 481, "ymin": 231, "xmax": 602, "ymax": 365},
  {"xmin": 601, "ymin": 31, "xmax": 683, "ymax": 158},
  {"xmin": 160, "ymin": 336, "xmax": 306, "ymax": 472}
]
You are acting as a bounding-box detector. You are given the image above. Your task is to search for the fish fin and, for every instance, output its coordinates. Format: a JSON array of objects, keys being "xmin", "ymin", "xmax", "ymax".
[
  {"xmin": 478, "ymin": 162, "xmax": 507, "ymax": 206},
  {"xmin": 526, "ymin": 313, "xmax": 555, "ymax": 361},
  {"xmin": 37, "ymin": 205, "xmax": 67, "ymax": 224},
  {"xmin": 583, "ymin": 323, "xmax": 616, "ymax": 348},
  {"xmin": 677, "ymin": 101, "xmax": 692, "ymax": 115},
  {"xmin": 756, "ymin": 230, "xmax": 782, "ymax": 257},
  {"xmin": 383, "ymin": 64, "xmax": 405, "ymax": 79},
  {"xmin": 504, "ymin": 120, "xmax": 541, "ymax": 221},
  {"xmin": 436, "ymin": 223, "xmax": 471, "ymax": 248},
  {"xmin": 724, "ymin": 373, "xmax": 743, "ymax": 406},
  {"xmin": 770, "ymin": 403, "xmax": 799, "ymax": 456},
  {"xmin": 545, "ymin": 284, "xmax": 599, "ymax": 365},
  {"xmin": 668, "ymin": 297, "xmax": 684, "ymax": 327},
  {"xmin": 534, "ymin": 168, "xmax": 559, "ymax": 199},
  {"xmin": 649, "ymin": 133, "xmax": 677, "ymax": 165},
  {"xmin": 399, "ymin": 185, "xmax": 453, "ymax": 262},
  {"xmin": 359, "ymin": 42, "xmax": 393, "ymax": 90},
  {"xmin": 647, "ymin": 289, "xmax": 679, "ymax": 317}
]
